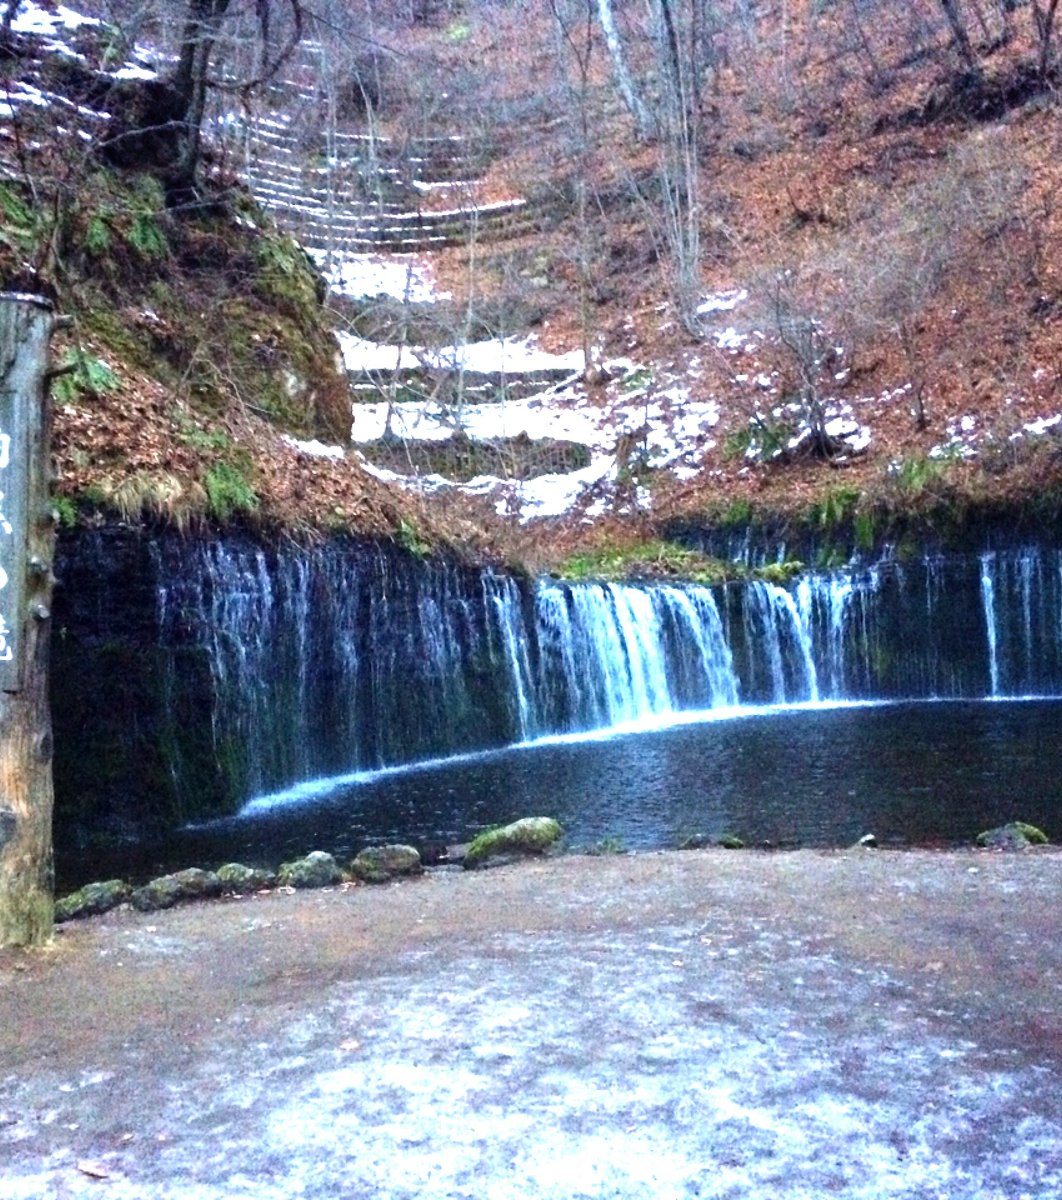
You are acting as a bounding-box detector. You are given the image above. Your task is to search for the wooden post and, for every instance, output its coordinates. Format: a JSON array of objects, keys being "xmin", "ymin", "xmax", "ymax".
[{"xmin": 0, "ymin": 294, "xmax": 56, "ymax": 948}]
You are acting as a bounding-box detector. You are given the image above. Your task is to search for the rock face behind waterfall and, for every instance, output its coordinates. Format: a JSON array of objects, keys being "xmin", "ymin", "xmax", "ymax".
[
  {"xmin": 51, "ymin": 527, "xmax": 539, "ymax": 838},
  {"xmin": 50, "ymin": 527, "xmax": 1062, "ymax": 849}
]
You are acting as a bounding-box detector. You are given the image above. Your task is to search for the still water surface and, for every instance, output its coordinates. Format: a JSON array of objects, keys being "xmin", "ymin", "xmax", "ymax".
[{"xmin": 60, "ymin": 698, "xmax": 1062, "ymax": 886}]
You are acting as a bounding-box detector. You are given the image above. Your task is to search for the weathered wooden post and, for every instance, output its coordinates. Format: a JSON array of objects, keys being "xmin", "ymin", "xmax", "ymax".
[{"xmin": 0, "ymin": 294, "xmax": 56, "ymax": 948}]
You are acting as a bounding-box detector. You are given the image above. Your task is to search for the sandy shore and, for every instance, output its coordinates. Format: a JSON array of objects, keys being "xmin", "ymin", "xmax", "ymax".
[{"xmin": 2, "ymin": 847, "xmax": 1061, "ymax": 1197}]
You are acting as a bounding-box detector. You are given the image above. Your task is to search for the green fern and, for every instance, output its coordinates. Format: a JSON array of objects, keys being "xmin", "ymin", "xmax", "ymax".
[
  {"xmin": 204, "ymin": 462, "xmax": 259, "ymax": 522},
  {"xmin": 853, "ymin": 508, "xmax": 876, "ymax": 552},
  {"xmin": 52, "ymin": 350, "xmax": 119, "ymax": 404},
  {"xmin": 396, "ymin": 517, "xmax": 430, "ymax": 557}
]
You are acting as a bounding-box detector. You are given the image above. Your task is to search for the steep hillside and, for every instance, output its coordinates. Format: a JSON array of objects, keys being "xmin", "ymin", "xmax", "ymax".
[
  {"xmin": 0, "ymin": 0, "xmax": 456, "ymax": 546},
  {"xmin": 3, "ymin": 0, "xmax": 1061, "ymax": 562},
  {"xmin": 388, "ymin": 2, "xmax": 1062, "ymax": 547}
]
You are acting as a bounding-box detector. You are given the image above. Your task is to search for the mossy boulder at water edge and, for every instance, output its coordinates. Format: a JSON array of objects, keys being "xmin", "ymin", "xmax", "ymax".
[
  {"xmin": 216, "ymin": 863, "xmax": 277, "ymax": 893},
  {"xmin": 131, "ymin": 868, "xmax": 223, "ymax": 912},
  {"xmin": 54, "ymin": 879, "xmax": 132, "ymax": 923},
  {"xmin": 463, "ymin": 817, "xmax": 563, "ymax": 869},
  {"xmin": 277, "ymin": 851, "xmax": 344, "ymax": 889},
  {"xmin": 350, "ymin": 845, "xmax": 423, "ymax": 884},
  {"xmin": 976, "ymin": 822, "xmax": 1050, "ymax": 850}
]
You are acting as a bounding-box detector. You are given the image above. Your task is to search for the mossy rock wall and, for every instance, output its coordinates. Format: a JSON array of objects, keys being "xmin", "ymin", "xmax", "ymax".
[
  {"xmin": 51, "ymin": 528, "xmax": 231, "ymax": 842},
  {"xmin": 50, "ymin": 526, "xmax": 536, "ymax": 853},
  {"xmin": 665, "ymin": 502, "xmax": 1062, "ymax": 569}
]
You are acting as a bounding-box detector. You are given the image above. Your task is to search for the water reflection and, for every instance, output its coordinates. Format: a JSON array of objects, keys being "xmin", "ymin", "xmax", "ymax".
[{"xmin": 57, "ymin": 698, "xmax": 1062, "ymax": 887}]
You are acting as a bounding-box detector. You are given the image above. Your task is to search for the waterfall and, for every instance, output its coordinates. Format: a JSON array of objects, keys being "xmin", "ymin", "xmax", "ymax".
[
  {"xmin": 156, "ymin": 545, "xmax": 748, "ymax": 803},
  {"xmin": 743, "ymin": 580, "xmax": 820, "ymax": 703},
  {"xmin": 532, "ymin": 582, "xmax": 738, "ymax": 729},
  {"xmin": 51, "ymin": 534, "xmax": 1062, "ymax": 819},
  {"xmin": 157, "ymin": 542, "xmax": 1062, "ymax": 804},
  {"xmin": 981, "ymin": 553, "xmax": 1000, "ymax": 697}
]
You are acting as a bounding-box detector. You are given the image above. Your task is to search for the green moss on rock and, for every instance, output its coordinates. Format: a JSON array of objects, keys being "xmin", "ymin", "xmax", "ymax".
[
  {"xmin": 54, "ymin": 879, "xmax": 132, "ymax": 923},
  {"xmin": 753, "ymin": 561, "xmax": 805, "ymax": 585},
  {"xmin": 350, "ymin": 844, "xmax": 423, "ymax": 884},
  {"xmin": 171, "ymin": 867, "xmax": 223, "ymax": 898},
  {"xmin": 131, "ymin": 875, "xmax": 184, "ymax": 912},
  {"xmin": 277, "ymin": 851, "xmax": 344, "ymax": 889},
  {"xmin": 216, "ymin": 863, "xmax": 276, "ymax": 893},
  {"xmin": 464, "ymin": 817, "xmax": 563, "ymax": 869},
  {"xmin": 131, "ymin": 867, "xmax": 222, "ymax": 911},
  {"xmin": 976, "ymin": 822, "xmax": 1049, "ymax": 850},
  {"xmin": 556, "ymin": 540, "xmax": 730, "ymax": 585}
]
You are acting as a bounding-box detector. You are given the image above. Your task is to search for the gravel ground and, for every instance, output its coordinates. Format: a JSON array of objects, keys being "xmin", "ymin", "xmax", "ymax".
[{"xmin": 2, "ymin": 848, "xmax": 1062, "ymax": 1199}]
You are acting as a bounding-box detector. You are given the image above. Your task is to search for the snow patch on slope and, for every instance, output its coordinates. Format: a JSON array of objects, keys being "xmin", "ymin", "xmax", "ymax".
[{"xmin": 306, "ymin": 250, "xmax": 449, "ymax": 304}]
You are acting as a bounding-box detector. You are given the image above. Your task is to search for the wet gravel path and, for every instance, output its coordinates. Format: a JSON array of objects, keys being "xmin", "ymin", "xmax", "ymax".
[{"xmin": 2, "ymin": 848, "xmax": 1062, "ymax": 1198}]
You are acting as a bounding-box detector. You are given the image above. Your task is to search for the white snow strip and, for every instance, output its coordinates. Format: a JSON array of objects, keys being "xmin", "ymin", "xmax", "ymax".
[
  {"xmin": 348, "ymin": 349, "xmax": 729, "ymax": 522},
  {"xmin": 110, "ymin": 61, "xmax": 159, "ymax": 82},
  {"xmin": 338, "ymin": 332, "xmax": 583, "ymax": 377},
  {"xmin": 1023, "ymin": 414, "xmax": 1061, "ymax": 437},
  {"xmin": 306, "ymin": 250, "xmax": 447, "ymax": 303},
  {"xmin": 283, "ymin": 436, "xmax": 346, "ymax": 459},
  {"xmin": 503, "ymin": 460, "xmax": 614, "ymax": 521},
  {"xmin": 6, "ymin": 0, "xmax": 98, "ymax": 34},
  {"xmin": 714, "ymin": 327, "xmax": 745, "ymax": 351},
  {"xmin": 411, "ymin": 179, "xmax": 480, "ymax": 193},
  {"xmin": 929, "ymin": 440, "xmax": 975, "ymax": 460},
  {"xmin": 697, "ymin": 288, "xmax": 748, "ymax": 316}
]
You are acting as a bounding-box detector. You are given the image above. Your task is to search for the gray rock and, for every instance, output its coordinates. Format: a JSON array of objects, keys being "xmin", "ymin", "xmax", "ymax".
[
  {"xmin": 350, "ymin": 844, "xmax": 422, "ymax": 884},
  {"xmin": 277, "ymin": 851, "xmax": 344, "ymax": 889},
  {"xmin": 54, "ymin": 879, "xmax": 131, "ymax": 923}
]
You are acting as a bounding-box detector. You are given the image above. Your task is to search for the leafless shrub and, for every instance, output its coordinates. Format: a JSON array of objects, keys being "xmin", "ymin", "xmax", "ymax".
[{"xmin": 826, "ymin": 129, "xmax": 1027, "ymax": 428}]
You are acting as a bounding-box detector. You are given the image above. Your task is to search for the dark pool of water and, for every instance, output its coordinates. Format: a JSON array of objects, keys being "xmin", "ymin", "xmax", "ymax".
[{"xmin": 58, "ymin": 699, "xmax": 1062, "ymax": 887}]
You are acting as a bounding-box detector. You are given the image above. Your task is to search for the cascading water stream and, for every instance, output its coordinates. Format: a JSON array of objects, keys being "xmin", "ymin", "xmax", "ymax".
[
  {"xmin": 981, "ymin": 553, "xmax": 1000, "ymax": 697},
  {"xmin": 60, "ymin": 535, "xmax": 1062, "ymax": 816}
]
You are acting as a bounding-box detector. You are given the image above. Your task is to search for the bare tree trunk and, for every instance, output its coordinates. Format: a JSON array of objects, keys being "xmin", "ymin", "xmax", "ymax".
[
  {"xmin": 0, "ymin": 295, "xmax": 56, "ymax": 949},
  {"xmin": 846, "ymin": 0, "xmax": 888, "ymax": 88},
  {"xmin": 937, "ymin": 0, "xmax": 979, "ymax": 70},
  {"xmin": 1033, "ymin": 0, "xmax": 1060, "ymax": 78},
  {"xmin": 551, "ymin": 0, "xmax": 597, "ymax": 368},
  {"xmin": 168, "ymin": 0, "xmax": 233, "ymax": 194},
  {"xmin": 654, "ymin": 0, "xmax": 703, "ymax": 336},
  {"xmin": 0, "ymin": 0, "xmax": 23, "ymax": 46},
  {"xmin": 595, "ymin": 0, "xmax": 656, "ymax": 139}
]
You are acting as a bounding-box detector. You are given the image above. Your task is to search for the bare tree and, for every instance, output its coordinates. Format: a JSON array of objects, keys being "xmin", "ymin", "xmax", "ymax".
[
  {"xmin": 594, "ymin": 0, "xmax": 655, "ymax": 138},
  {"xmin": 763, "ymin": 270, "xmax": 841, "ymax": 459},
  {"xmin": 1032, "ymin": 0, "xmax": 1060, "ymax": 78},
  {"xmin": 827, "ymin": 130, "xmax": 1027, "ymax": 431},
  {"xmin": 100, "ymin": 0, "xmax": 305, "ymax": 197},
  {"xmin": 589, "ymin": 0, "xmax": 710, "ymax": 334},
  {"xmin": 550, "ymin": 0, "xmax": 601, "ymax": 368},
  {"xmin": 934, "ymin": 0, "xmax": 980, "ymax": 71}
]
